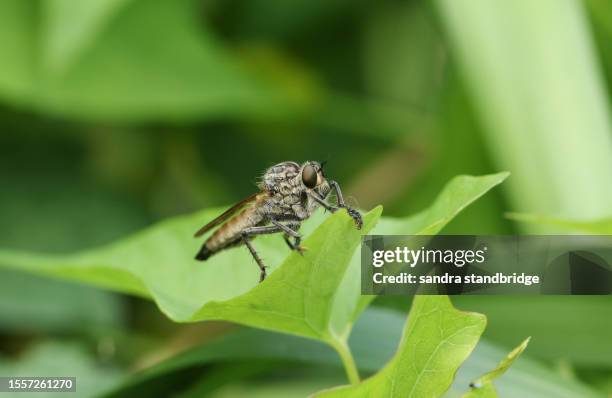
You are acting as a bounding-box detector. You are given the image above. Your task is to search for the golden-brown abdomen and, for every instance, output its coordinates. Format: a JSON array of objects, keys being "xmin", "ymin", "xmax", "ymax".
[
  {"xmin": 204, "ymin": 207, "xmax": 263, "ymax": 255},
  {"xmin": 194, "ymin": 192, "xmax": 271, "ymax": 262}
]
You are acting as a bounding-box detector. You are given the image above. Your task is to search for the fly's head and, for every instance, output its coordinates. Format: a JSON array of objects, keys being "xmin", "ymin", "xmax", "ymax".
[{"xmin": 300, "ymin": 161, "xmax": 330, "ymax": 198}]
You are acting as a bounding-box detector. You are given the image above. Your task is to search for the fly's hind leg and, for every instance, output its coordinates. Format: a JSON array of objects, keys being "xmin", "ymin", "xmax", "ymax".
[
  {"xmin": 242, "ymin": 238, "xmax": 266, "ymax": 283},
  {"xmin": 241, "ymin": 225, "xmax": 283, "ymax": 282},
  {"xmin": 271, "ymin": 220, "xmax": 306, "ymax": 255}
]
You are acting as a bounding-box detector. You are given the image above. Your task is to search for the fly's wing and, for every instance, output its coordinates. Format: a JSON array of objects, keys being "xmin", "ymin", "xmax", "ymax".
[{"xmin": 194, "ymin": 192, "xmax": 262, "ymax": 237}]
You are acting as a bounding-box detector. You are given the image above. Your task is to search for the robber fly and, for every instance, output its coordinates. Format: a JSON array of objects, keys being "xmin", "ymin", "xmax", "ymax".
[{"xmin": 194, "ymin": 161, "xmax": 363, "ymax": 282}]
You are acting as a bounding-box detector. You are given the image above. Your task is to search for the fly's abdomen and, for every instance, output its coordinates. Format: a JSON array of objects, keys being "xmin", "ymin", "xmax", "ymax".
[{"xmin": 201, "ymin": 207, "xmax": 263, "ymax": 258}]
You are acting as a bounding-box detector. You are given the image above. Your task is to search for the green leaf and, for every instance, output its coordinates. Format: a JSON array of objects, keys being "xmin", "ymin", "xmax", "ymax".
[
  {"xmin": 461, "ymin": 384, "xmax": 497, "ymax": 398},
  {"xmin": 0, "ymin": 173, "xmax": 506, "ymax": 383},
  {"xmin": 0, "ymin": 207, "xmax": 377, "ymax": 323},
  {"xmin": 0, "ymin": 342, "xmax": 124, "ymax": 397},
  {"xmin": 454, "ymin": 335, "xmax": 603, "ymax": 398},
  {"xmin": 435, "ymin": 0, "xmax": 612, "ymax": 229},
  {"xmin": 206, "ymin": 375, "xmax": 341, "ymax": 398},
  {"xmin": 41, "ymin": 0, "xmax": 131, "ymax": 74},
  {"xmin": 461, "ymin": 338, "xmax": 530, "ymax": 398},
  {"xmin": 103, "ymin": 308, "xmax": 603, "ymax": 398},
  {"xmin": 0, "ymin": 1, "xmax": 34, "ymax": 98},
  {"xmin": 506, "ymin": 213, "xmax": 612, "ymax": 234},
  {"xmin": 0, "ymin": 0, "xmax": 310, "ymax": 121},
  {"xmin": 0, "ymin": 172, "xmax": 505, "ymax": 323},
  {"xmin": 0, "ymin": 269, "xmax": 123, "ymax": 334},
  {"xmin": 352, "ymin": 172, "xmax": 509, "ymax": 322},
  {"xmin": 374, "ymin": 172, "xmax": 510, "ymax": 236},
  {"xmin": 313, "ymin": 296, "xmax": 487, "ymax": 397},
  {"xmin": 455, "ymin": 296, "xmax": 612, "ymax": 367},
  {"xmin": 189, "ymin": 207, "xmax": 381, "ymax": 384},
  {"xmin": 192, "ymin": 207, "xmax": 381, "ymax": 340}
]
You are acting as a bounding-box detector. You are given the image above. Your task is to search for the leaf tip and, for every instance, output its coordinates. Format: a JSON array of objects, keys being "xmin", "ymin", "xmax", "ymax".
[
  {"xmin": 514, "ymin": 336, "xmax": 531, "ymax": 354},
  {"xmin": 482, "ymin": 170, "xmax": 510, "ymax": 186},
  {"xmin": 369, "ymin": 205, "xmax": 384, "ymax": 218},
  {"xmin": 497, "ymin": 170, "xmax": 511, "ymax": 180}
]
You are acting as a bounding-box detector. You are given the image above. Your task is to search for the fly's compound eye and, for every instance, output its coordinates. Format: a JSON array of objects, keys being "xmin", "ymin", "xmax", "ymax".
[{"xmin": 302, "ymin": 164, "xmax": 318, "ymax": 188}]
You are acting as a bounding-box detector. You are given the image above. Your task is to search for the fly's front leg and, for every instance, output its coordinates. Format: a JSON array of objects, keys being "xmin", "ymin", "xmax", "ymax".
[
  {"xmin": 308, "ymin": 190, "xmax": 339, "ymax": 213},
  {"xmin": 329, "ymin": 180, "xmax": 363, "ymax": 229},
  {"xmin": 241, "ymin": 225, "xmax": 282, "ymax": 282},
  {"xmin": 309, "ymin": 182, "xmax": 363, "ymax": 229},
  {"xmin": 271, "ymin": 220, "xmax": 306, "ymax": 255}
]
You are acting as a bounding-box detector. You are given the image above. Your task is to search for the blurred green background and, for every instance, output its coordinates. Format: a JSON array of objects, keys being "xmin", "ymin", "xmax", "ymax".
[{"xmin": 0, "ymin": 0, "xmax": 611, "ymax": 397}]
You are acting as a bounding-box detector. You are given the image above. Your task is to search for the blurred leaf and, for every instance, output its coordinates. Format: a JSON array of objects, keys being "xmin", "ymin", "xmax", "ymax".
[
  {"xmin": 436, "ymin": 0, "xmax": 612, "ymax": 228},
  {"xmin": 0, "ymin": 342, "xmax": 124, "ymax": 398},
  {"xmin": 41, "ymin": 0, "xmax": 131, "ymax": 74},
  {"xmin": 223, "ymin": 0, "xmax": 353, "ymax": 41},
  {"xmin": 0, "ymin": 0, "xmax": 310, "ymax": 121},
  {"xmin": 209, "ymin": 377, "xmax": 339, "ymax": 398},
  {"xmin": 454, "ymin": 296, "xmax": 612, "ymax": 367},
  {"xmin": 0, "ymin": 270, "xmax": 123, "ymax": 334},
  {"xmin": 174, "ymin": 362, "xmax": 283, "ymax": 398},
  {"xmin": 460, "ymin": 338, "xmax": 530, "ymax": 398},
  {"xmin": 0, "ymin": 175, "xmax": 149, "ymax": 252},
  {"xmin": 587, "ymin": 0, "xmax": 612, "ymax": 91},
  {"xmin": 506, "ymin": 213, "xmax": 612, "ymax": 234},
  {"xmin": 314, "ymin": 94, "xmax": 428, "ymax": 141},
  {"xmin": 587, "ymin": 0, "xmax": 612, "ymax": 43},
  {"xmin": 363, "ymin": 2, "xmax": 442, "ymax": 108},
  {"xmin": 576, "ymin": 368, "xmax": 612, "ymax": 396},
  {"xmin": 0, "ymin": 1, "xmax": 33, "ymax": 98},
  {"xmin": 102, "ymin": 308, "xmax": 602, "ymax": 398},
  {"xmin": 313, "ymin": 296, "xmax": 486, "ymax": 397},
  {"xmin": 0, "ymin": 174, "xmax": 135, "ymax": 335},
  {"xmin": 390, "ymin": 72, "xmax": 513, "ymax": 235},
  {"xmin": 102, "ymin": 309, "xmax": 402, "ymax": 398}
]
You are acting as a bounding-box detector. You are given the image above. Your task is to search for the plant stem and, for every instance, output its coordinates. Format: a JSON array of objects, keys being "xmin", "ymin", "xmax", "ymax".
[{"xmin": 331, "ymin": 338, "xmax": 360, "ymax": 385}]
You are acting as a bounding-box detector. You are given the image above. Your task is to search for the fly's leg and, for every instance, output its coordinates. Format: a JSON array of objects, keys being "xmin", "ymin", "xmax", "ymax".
[
  {"xmin": 329, "ymin": 180, "xmax": 347, "ymax": 207},
  {"xmin": 329, "ymin": 180, "xmax": 363, "ymax": 229},
  {"xmin": 283, "ymin": 235, "xmax": 306, "ymax": 254},
  {"xmin": 308, "ymin": 191, "xmax": 338, "ymax": 212},
  {"xmin": 309, "ymin": 181, "xmax": 363, "ymax": 229},
  {"xmin": 271, "ymin": 220, "xmax": 306, "ymax": 255},
  {"xmin": 242, "ymin": 238, "xmax": 266, "ymax": 283},
  {"xmin": 241, "ymin": 225, "xmax": 283, "ymax": 282}
]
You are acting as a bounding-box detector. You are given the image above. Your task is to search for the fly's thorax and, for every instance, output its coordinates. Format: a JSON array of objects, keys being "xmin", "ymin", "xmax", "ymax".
[
  {"xmin": 260, "ymin": 161, "xmax": 301, "ymax": 195},
  {"xmin": 254, "ymin": 190, "xmax": 300, "ymax": 221},
  {"xmin": 258, "ymin": 160, "xmax": 332, "ymax": 220}
]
